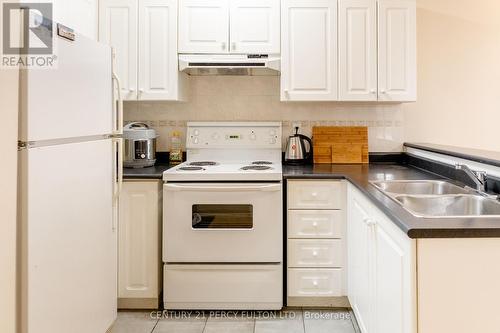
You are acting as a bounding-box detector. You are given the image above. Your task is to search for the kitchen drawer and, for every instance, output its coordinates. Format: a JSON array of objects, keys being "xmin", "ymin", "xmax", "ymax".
[
  {"xmin": 288, "ymin": 268, "xmax": 343, "ymax": 297},
  {"xmin": 288, "ymin": 210, "xmax": 343, "ymax": 238},
  {"xmin": 288, "ymin": 239, "xmax": 343, "ymax": 268},
  {"xmin": 288, "ymin": 181, "xmax": 344, "ymax": 209},
  {"xmin": 164, "ymin": 264, "xmax": 282, "ymax": 309}
]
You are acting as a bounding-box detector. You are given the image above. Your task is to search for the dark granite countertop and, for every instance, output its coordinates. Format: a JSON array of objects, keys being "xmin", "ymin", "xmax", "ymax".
[
  {"xmin": 405, "ymin": 142, "xmax": 500, "ymax": 167},
  {"xmin": 284, "ymin": 163, "xmax": 500, "ymax": 239},
  {"xmin": 123, "ymin": 163, "xmax": 174, "ymax": 179},
  {"xmin": 124, "ymin": 160, "xmax": 500, "ymax": 238}
]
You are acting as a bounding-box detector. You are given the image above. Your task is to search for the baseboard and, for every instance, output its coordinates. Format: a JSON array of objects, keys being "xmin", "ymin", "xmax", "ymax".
[
  {"xmin": 287, "ymin": 296, "xmax": 350, "ymax": 308},
  {"xmin": 118, "ymin": 297, "xmax": 160, "ymax": 309}
]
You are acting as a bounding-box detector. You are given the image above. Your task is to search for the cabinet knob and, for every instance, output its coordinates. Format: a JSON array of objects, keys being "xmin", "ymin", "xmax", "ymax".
[
  {"xmin": 370, "ymin": 89, "xmax": 376, "ymax": 94},
  {"xmin": 312, "ymin": 251, "xmax": 318, "ymax": 257},
  {"xmin": 311, "ymin": 192, "xmax": 318, "ymax": 197},
  {"xmin": 312, "ymin": 281, "xmax": 318, "ymax": 287},
  {"xmin": 312, "ymin": 222, "xmax": 318, "ymax": 227},
  {"xmin": 380, "ymin": 90, "xmax": 386, "ymax": 94},
  {"xmin": 139, "ymin": 89, "xmax": 144, "ymax": 93},
  {"xmin": 129, "ymin": 88, "xmax": 134, "ymax": 92}
]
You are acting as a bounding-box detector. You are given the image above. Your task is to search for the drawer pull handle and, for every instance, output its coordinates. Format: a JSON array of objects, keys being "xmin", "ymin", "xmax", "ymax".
[
  {"xmin": 312, "ymin": 251, "xmax": 318, "ymax": 257},
  {"xmin": 312, "ymin": 281, "xmax": 318, "ymax": 287}
]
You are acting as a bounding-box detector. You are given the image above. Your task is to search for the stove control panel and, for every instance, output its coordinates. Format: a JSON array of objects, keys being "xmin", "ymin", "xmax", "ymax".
[{"xmin": 186, "ymin": 122, "xmax": 282, "ymax": 148}]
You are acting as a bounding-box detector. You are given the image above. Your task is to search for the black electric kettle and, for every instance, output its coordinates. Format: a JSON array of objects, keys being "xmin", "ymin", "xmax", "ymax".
[{"xmin": 285, "ymin": 127, "xmax": 313, "ymax": 165}]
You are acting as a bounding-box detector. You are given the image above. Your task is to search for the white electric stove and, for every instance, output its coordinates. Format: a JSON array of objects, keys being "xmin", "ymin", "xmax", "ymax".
[
  {"xmin": 162, "ymin": 122, "xmax": 283, "ymax": 310},
  {"xmin": 163, "ymin": 122, "xmax": 283, "ymax": 182}
]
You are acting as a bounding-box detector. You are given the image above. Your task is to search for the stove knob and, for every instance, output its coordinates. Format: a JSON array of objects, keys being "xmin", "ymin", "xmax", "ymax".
[
  {"xmin": 193, "ymin": 129, "xmax": 200, "ymax": 136},
  {"xmin": 193, "ymin": 137, "xmax": 199, "ymax": 144}
]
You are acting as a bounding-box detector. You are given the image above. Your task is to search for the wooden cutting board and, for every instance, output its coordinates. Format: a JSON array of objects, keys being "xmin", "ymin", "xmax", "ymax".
[{"xmin": 312, "ymin": 126, "xmax": 369, "ymax": 164}]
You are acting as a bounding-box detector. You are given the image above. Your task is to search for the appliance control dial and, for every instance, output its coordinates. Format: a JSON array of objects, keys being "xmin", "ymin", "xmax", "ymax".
[
  {"xmin": 192, "ymin": 137, "xmax": 199, "ymax": 144},
  {"xmin": 193, "ymin": 129, "xmax": 200, "ymax": 136}
]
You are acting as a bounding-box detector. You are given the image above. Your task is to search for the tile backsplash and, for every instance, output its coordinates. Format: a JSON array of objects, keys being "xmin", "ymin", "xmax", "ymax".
[{"xmin": 124, "ymin": 76, "xmax": 404, "ymax": 152}]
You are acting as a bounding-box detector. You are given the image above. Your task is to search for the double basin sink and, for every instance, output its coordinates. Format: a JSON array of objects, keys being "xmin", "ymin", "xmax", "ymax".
[{"xmin": 371, "ymin": 180, "xmax": 500, "ymax": 218}]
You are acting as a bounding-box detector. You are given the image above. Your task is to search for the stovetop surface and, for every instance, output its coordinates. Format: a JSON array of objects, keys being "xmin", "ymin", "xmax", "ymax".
[{"xmin": 163, "ymin": 160, "xmax": 283, "ymax": 182}]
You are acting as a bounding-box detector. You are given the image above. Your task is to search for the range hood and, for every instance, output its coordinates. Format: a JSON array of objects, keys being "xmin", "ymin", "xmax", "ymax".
[{"xmin": 178, "ymin": 54, "xmax": 280, "ymax": 76}]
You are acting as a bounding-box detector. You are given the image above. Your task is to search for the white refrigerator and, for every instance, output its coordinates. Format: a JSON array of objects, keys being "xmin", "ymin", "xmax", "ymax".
[{"xmin": 18, "ymin": 28, "xmax": 123, "ymax": 333}]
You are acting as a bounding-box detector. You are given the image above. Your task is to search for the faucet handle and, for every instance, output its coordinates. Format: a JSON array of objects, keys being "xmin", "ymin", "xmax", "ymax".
[{"xmin": 474, "ymin": 171, "xmax": 487, "ymax": 183}]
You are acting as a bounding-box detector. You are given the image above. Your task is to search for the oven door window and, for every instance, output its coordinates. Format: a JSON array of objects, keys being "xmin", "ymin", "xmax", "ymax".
[{"xmin": 192, "ymin": 205, "xmax": 253, "ymax": 229}]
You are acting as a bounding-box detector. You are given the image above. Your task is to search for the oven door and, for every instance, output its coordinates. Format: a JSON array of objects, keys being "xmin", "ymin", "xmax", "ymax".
[{"xmin": 163, "ymin": 182, "xmax": 282, "ymax": 263}]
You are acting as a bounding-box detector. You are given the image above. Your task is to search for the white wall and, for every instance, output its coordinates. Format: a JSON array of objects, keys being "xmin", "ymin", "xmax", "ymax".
[
  {"xmin": 0, "ymin": 48, "xmax": 19, "ymax": 333},
  {"xmin": 402, "ymin": 0, "xmax": 500, "ymax": 152}
]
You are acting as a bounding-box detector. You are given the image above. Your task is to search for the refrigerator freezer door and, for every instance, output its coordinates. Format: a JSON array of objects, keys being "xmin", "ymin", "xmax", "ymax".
[
  {"xmin": 19, "ymin": 139, "xmax": 117, "ymax": 333},
  {"xmin": 20, "ymin": 34, "xmax": 114, "ymax": 142}
]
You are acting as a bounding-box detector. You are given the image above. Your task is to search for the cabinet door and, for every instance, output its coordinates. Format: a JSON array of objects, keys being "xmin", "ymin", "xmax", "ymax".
[
  {"xmin": 347, "ymin": 189, "xmax": 373, "ymax": 333},
  {"xmin": 229, "ymin": 0, "xmax": 280, "ymax": 54},
  {"xmin": 178, "ymin": 0, "xmax": 230, "ymax": 53},
  {"xmin": 378, "ymin": 0, "xmax": 416, "ymax": 102},
  {"xmin": 281, "ymin": 0, "xmax": 338, "ymax": 101},
  {"xmin": 138, "ymin": 0, "xmax": 180, "ymax": 100},
  {"xmin": 99, "ymin": 0, "xmax": 138, "ymax": 100},
  {"xmin": 338, "ymin": 0, "xmax": 377, "ymax": 101},
  {"xmin": 118, "ymin": 181, "xmax": 161, "ymax": 300},
  {"xmin": 373, "ymin": 214, "xmax": 416, "ymax": 333}
]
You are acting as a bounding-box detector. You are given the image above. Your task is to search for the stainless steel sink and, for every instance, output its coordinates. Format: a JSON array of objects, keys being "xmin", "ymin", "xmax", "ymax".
[
  {"xmin": 394, "ymin": 195, "xmax": 500, "ymax": 218},
  {"xmin": 371, "ymin": 180, "xmax": 471, "ymax": 196}
]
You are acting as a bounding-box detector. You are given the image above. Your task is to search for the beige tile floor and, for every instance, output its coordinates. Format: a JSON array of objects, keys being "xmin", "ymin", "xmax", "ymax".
[{"xmin": 111, "ymin": 309, "xmax": 360, "ymax": 333}]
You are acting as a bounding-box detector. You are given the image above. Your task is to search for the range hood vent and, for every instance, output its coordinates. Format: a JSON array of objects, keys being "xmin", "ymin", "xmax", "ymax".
[{"xmin": 179, "ymin": 54, "xmax": 280, "ymax": 76}]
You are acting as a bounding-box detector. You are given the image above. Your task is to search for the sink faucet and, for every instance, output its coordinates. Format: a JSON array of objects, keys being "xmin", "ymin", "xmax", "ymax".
[{"xmin": 455, "ymin": 164, "xmax": 487, "ymax": 192}]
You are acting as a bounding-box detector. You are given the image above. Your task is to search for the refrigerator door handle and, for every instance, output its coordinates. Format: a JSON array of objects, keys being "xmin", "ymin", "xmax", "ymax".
[
  {"xmin": 112, "ymin": 138, "xmax": 123, "ymax": 231},
  {"xmin": 112, "ymin": 72, "xmax": 123, "ymax": 135},
  {"xmin": 113, "ymin": 138, "xmax": 123, "ymax": 198}
]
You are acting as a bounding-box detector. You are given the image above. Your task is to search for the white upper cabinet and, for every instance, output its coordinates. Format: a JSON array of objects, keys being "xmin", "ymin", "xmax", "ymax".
[
  {"xmin": 178, "ymin": 0, "xmax": 230, "ymax": 53},
  {"xmin": 281, "ymin": 0, "xmax": 338, "ymax": 101},
  {"xmin": 99, "ymin": 0, "xmax": 138, "ymax": 100},
  {"xmin": 338, "ymin": 0, "xmax": 377, "ymax": 101},
  {"xmin": 138, "ymin": 0, "xmax": 180, "ymax": 100},
  {"xmin": 378, "ymin": 0, "xmax": 416, "ymax": 101},
  {"xmin": 99, "ymin": 0, "xmax": 185, "ymax": 101},
  {"xmin": 229, "ymin": 0, "xmax": 280, "ymax": 54}
]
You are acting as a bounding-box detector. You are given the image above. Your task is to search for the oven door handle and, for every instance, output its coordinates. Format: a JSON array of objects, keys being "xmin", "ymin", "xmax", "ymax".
[{"xmin": 164, "ymin": 183, "xmax": 282, "ymax": 192}]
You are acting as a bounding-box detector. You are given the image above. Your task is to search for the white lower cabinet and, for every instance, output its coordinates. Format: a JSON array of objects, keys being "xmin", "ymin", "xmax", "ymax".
[
  {"xmin": 118, "ymin": 180, "xmax": 162, "ymax": 309},
  {"xmin": 347, "ymin": 183, "xmax": 416, "ymax": 333},
  {"xmin": 287, "ymin": 180, "xmax": 347, "ymax": 307},
  {"xmin": 288, "ymin": 268, "xmax": 343, "ymax": 297}
]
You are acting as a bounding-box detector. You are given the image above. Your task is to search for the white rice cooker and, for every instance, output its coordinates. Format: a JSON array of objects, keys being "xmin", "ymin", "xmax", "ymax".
[{"xmin": 123, "ymin": 122, "xmax": 157, "ymax": 168}]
